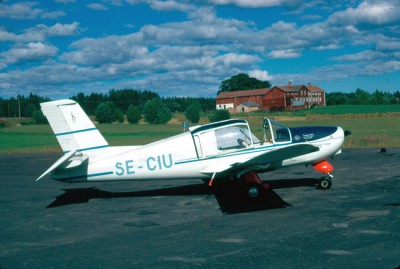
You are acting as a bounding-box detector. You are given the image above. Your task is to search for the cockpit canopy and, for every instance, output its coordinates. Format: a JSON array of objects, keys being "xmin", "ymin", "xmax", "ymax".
[
  {"xmin": 190, "ymin": 119, "xmax": 259, "ymax": 158},
  {"xmin": 263, "ymin": 117, "xmax": 292, "ymax": 144},
  {"xmin": 189, "ymin": 118, "xmax": 293, "ymax": 158},
  {"xmin": 189, "ymin": 117, "xmax": 338, "ymax": 159}
]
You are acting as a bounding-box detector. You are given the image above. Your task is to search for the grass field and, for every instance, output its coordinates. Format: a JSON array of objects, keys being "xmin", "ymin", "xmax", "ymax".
[{"xmin": 1, "ymin": 109, "xmax": 400, "ymax": 153}]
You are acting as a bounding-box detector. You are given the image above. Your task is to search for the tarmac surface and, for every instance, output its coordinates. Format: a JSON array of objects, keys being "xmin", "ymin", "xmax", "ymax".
[{"xmin": 0, "ymin": 148, "xmax": 399, "ymax": 269}]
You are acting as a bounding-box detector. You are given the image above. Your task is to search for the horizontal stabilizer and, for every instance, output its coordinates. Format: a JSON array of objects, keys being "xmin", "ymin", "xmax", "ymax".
[{"xmin": 36, "ymin": 150, "xmax": 76, "ymax": 181}]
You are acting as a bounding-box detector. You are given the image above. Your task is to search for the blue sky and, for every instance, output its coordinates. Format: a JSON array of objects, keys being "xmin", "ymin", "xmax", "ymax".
[{"xmin": 1, "ymin": 0, "xmax": 400, "ymax": 99}]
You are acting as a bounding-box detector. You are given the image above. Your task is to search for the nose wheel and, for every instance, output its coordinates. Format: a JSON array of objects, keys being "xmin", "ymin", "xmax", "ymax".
[
  {"xmin": 318, "ymin": 175, "xmax": 332, "ymax": 190},
  {"xmin": 313, "ymin": 161, "xmax": 334, "ymax": 190}
]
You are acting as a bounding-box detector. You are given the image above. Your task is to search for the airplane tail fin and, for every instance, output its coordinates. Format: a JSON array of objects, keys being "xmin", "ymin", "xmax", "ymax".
[{"xmin": 41, "ymin": 99, "xmax": 109, "ymax": 153}]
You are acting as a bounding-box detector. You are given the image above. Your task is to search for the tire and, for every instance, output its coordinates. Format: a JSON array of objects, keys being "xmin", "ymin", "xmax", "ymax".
[
  {"xmin": 246, "ymin": 183, "xmax": 265, "ymax": 200},
  {"xmin": 318, "ymin": 176, "xmax": 332, "ymax": 190}
]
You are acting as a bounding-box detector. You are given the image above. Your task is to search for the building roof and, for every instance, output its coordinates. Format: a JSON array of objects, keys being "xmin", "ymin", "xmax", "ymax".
[
  {"xmin": 274, "ymin": 85, "xmax": 303, "ymax": 93},
  {"xmin": 274, "ymin": 82, "xmax": 325, "ymax": 93},
  {"xmin": 240, "ymin": 102, "xmax": 259, "ymax": 107},
  {"xmin": 305, "ymin": 84, "xmax": 324, "ymax": 93},
  {"xmin": 216, "ymin": 88, "xmax": 271, "ymax": 99}
]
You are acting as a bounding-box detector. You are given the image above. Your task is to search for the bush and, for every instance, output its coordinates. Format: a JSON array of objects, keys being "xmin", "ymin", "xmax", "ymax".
[
  {"xmin": 32, "ymin": 110, "xmax": 48, "ymax": 124},
  {"xmin": 143, "ymin": 98, "xmax": 172, "ymax": 124},
  {"xmin": 95, "ymin": 101, "xmax": 123, "ymax": 123},
  {"xmin": 185, "ymin": 102, "xmax": 201, "ymax": 123},
  {"xmin": 209, "ymin": 109, "xmax": 230, "ymax": 122},
  {"xmin": 126, "ymin": 105, "xmax": 141, "ymax": 124},
  {"xmin": 114, "ymin": 108, "xmax": 124, "ymax": 123}
]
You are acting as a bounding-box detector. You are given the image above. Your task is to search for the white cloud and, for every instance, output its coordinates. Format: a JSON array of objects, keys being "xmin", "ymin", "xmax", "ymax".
[
  {"xmin": 331, "ymin": 50, "xmax": 386, "ymax": 62},
  {"xmin": 376, "ymin": 37, "xmax": 400, "ymax": 51},
  {"xmin": 55, "ymin": 0, "xmax": 77, "ymax": 3},
  {"xmin": 148, "ymin": 0, "xmax": 193, "ymax": 12},
  {"xmin": 2, "ymin": 0, "xmax": 400, "ymax": 98},
  {"xmin": 0, "ymin": 22, "xmax": 80, "ymax": 43},
  {"xmin": 209, "ymin": 0, "xmax": 300, "ymax": 8},
  {"xmin": 0, "ymin": 42, "xmax": 58, "ymax": 68},
  {"xmin": 268, "ymin": 49, "xmax": 301, "ymax": 58},
  {"xmin": 0, "ymin": 28, "xmax": 17, "ymax": 42},
  {"xmin": 329, "ymin": 1, "xmax": 400, "ymax": 27},
  {"xmin": 44, "ymin": 22, "xmax": 81, "ymax": 36},
  {"xmin": 0, "ymin": 2, "xmax": 64, "ymax": 20},
  {"xmin": 86, "ymin": 3, "xmax": 109, "ymax": 11},
  {"xmin": 249, "ymin": 70, "xmax": 273, "ymax": 81},
  {"xmin": 0, "ymin": 2, "xmax": 42, "ymax": 19},
  {"xmin": 124, "ymin": 0, "xmax": 195, "ymax": 12}
]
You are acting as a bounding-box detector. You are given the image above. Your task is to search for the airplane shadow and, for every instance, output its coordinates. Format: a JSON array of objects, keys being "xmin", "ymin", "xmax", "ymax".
[{"xmin": 47, "ymin": 177, "xmax": 319, "ymax": 214}]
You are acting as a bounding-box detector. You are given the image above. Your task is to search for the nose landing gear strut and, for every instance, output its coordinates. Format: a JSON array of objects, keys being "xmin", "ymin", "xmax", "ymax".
[{"xmin": 313, "ymin": 160, "xmax": 334, "ymax": 190}]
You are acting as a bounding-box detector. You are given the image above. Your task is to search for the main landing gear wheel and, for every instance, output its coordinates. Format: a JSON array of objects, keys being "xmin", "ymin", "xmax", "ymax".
[
  {"xmin": 246, "ymin": 183, "xmax": 265, "ymax": 200},
  {"xmin": 318, "ymin": 175, "xmax": 332, "ymax": 190}
]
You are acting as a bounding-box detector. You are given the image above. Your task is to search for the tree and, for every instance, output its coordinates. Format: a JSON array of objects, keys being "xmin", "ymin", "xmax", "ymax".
[
  {"xmin": 32, "ymin": 110, "xmax": 48, "ymax": 124},
  {"xmin": 185, "ymin": 102, "xmax": 201, "ymax": 123},
  {"xmin": 326, "ymin": 92, "xmax": 349, "ymax": 105},
  {"xmin": 209, "ymin": 109, "xmax": 230, "ymax": 122},
  {"xmin": 352, "ymin": 88, "xmax": 371, "ymax": 105},
  {"xmin": 109, "ymin": 89, "xmax": 141, "ymax": 112},
  {"xmin": 126, "ymin": 105, "xmax": 141, "ymax": 124},
  {"xmin": 143, "ymin": 98, "xmax": 172, "ymax": 124},
  {"xmin": 95, "ymin": 101, "xmax": 123, "ymax": 123},
  {"xmin": 218, "ymin": 73, "xmax": 271, "ymax": 94}
]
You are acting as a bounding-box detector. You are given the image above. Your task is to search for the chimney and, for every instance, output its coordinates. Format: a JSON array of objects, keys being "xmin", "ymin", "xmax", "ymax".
[
  {"xmin": 288, "ymin": 81, "xmax": 292, "ymax": 87},
  {"xmin": 307, "ymin": 82, "xmax": 311, "ymax": 86}
]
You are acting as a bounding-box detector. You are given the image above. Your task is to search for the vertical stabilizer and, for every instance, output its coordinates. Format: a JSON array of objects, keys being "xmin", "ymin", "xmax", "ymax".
[{"xmin": 41, "ymin": 99, "xmax": 109, "ymax": 153}]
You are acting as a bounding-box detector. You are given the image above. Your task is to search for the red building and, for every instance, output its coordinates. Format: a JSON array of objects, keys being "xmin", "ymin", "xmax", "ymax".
[
  {"xmin": 216, "ymin": 82, "xmax": 325, "ymax": 112},
  {"xmin": 216, "ymin": 88, "xmax": 271, "ymax": 112},
  {"xmin": 262, "ymin": 82, "xmax": 325, "ymax": 111}
]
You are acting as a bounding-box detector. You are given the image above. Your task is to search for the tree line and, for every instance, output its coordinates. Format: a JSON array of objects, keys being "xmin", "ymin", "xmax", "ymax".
[
  {"xmin": 0, "ymin": 90, "xmax": 215, "ymax": 118},
  {"xmin": 1, "ymin": 87, "xmax": 400, "ymax": 125},
  {"xmin": 326, "ymin": 89, "xmax": 400, "ymax": 106}
]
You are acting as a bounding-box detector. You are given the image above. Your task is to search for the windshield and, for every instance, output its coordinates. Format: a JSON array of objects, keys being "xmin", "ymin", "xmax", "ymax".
[{"xmin": 263, "ymin": 118, "xmax": 292, "ymax": 143}]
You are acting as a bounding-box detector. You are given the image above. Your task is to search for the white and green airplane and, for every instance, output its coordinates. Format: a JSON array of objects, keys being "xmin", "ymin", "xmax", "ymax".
[{"xmin": 37, "ymin": 99, "xmax": 350, "ymax": 200}]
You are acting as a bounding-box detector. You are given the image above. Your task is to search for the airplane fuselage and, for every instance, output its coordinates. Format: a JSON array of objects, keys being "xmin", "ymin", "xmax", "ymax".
[{"xmin": 51, "ymin": 125, "xmax": 345, "ymax": 183}]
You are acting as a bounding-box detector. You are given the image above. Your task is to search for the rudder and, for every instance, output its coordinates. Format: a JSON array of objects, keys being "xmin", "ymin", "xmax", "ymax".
[{"xmin": 41, "ymin": 99, "xmax": 109, "ymax": 153}]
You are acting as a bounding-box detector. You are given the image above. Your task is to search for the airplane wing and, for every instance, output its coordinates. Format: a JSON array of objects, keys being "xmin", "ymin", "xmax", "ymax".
[{"xmin": 200, "ymin": 143, "xmax": 319, "ymax": 177}]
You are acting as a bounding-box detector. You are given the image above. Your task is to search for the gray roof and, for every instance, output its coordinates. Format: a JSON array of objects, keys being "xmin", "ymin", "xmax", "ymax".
[{"xmin": 291, "ymin": 100, "xmax": 306, "ymax": 106}]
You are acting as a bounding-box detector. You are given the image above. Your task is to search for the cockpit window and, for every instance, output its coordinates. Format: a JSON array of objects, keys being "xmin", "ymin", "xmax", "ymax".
[
  {"xmin": 215, "ymin": 125, "xmax": 256, "ymax": 150},
  {"xmin": 263, "ymin": 118, "xmax": 292, "ymax": 144},
  {"xmin": 192, "ymin": 120, "xmax": 261, "ymax": 158}
]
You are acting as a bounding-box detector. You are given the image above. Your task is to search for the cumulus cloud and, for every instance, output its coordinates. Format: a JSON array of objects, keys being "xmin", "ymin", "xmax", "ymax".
[
  {"xmin": 55, "ymin": 0, "xmax": 77, "ymax": 3},
  {"xmin": 124, "ymin": 0, "xmax": 195, "ymax": 12},
  {"xmin": 268, "ymin": 49, "xmax": 302, "ymax": 58},
  {"xmin": 86, "ymin": 3, "xmax": 109, "ymax": 10},
  {"xmin": 249, "ymin": 70, "xmax": 273, "ymax": 81},
  {"xmin": 0, "ymin": 28, "xmax": 18, "ymax": 42},
  {"xmin": 0, "ymin": 22, "xmax": 80, "ymax": 43},
  {"xmin": 330, "ymin": 50, "xmax": 386, "ymax": 62},
  {"xmin": 329, "ymin": 1, "xmax": 400, "ymax": 28},
  {"xmin": 0, "ymin": 42, "xmax": 58, "ymax": 68},
  {"xmin": 0, "ymin": 2, "xmax": 42, "ymax": 19},
  {"xmin": 0, "ymin": 2, "xmax": 64, "ymax": 19},
  {"xmin": 1, "ymin": 0, "xmax": 400, "ymax": 97},
  {"xmin": 208, "ymin": 0, "xmax": 301, "ymax": 8}
]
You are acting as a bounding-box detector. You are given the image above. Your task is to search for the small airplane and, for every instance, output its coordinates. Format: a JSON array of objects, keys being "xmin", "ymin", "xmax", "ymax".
[{"xmin": 37, "ymin": 99, "xmax": 350, "ymax": 200}]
